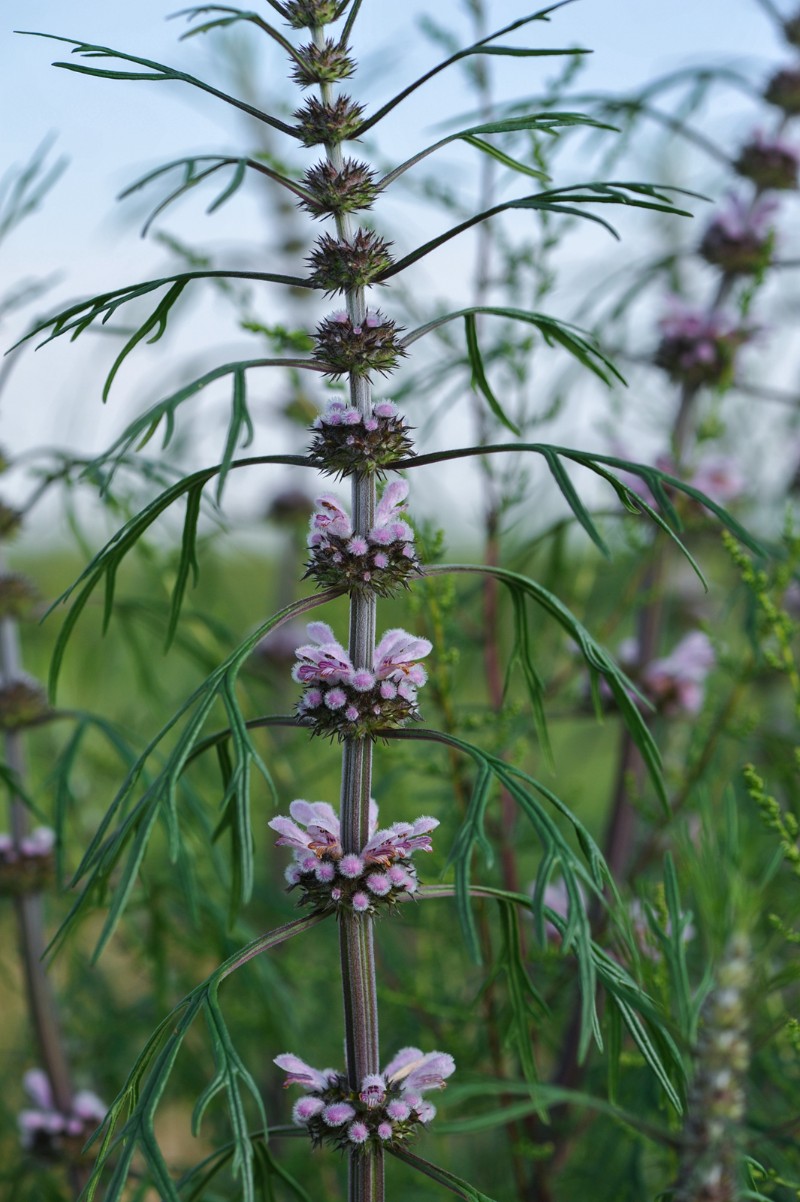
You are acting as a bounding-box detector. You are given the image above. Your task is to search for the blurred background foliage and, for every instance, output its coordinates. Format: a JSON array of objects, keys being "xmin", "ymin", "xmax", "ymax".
[{"xmin": 2, "ymin": 1, "xmax": 800, "ymax": 1200}]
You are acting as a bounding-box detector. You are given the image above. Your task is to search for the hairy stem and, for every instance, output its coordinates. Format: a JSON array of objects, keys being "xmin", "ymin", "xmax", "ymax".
[
  {"xmin": 0, "ymin": 601, "xmax": 87, "ymax": 1194},
  {"xmin": 312, "ymin": 22, "xmax": 382, "ymax": 1200}
]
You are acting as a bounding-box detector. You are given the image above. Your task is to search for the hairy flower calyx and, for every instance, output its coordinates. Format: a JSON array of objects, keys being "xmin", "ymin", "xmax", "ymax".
[
  {"xmin": 305, "ymin": 481, "xmax": 420, "ymax": 595},
  {"xmin": 765, "ymin": 67, "xmax": 800, "ymax": 114},
  {"xmin": 0, "ymin": 571, "xmax": 38, "ymax": 620},
  {"xmin": 284, "ymin": 0, "xmax": 346, "ymax": 28},
  {"xmin": 654, "ymin": 301, "xmax": 754, "ymax": 390},
  {"xmin": 734, "ymin": 131, "xmax": 800, "ymax": 191},
  {"xmin": 0, "ymin": 827, "xmax": 55, "ymax": 897},
  {"xmin": 291, "ymin": 39, "xmax": 355, "ymax": 88},
  {"xmin": 308, "ymin": 229, "xmax": 394, "ymax": 294},
  {"xmin": 293, "ymin": 622, "xmax": 431, "ymax": 738},
  {"xmin": 294, "ymin": 95, "xmax": 364, "ymax": 147},
  {"xmin": 308, "ymin": 399, "xmax": 414, "ymax": 477},
  {"xmin": 18, "ymin": 1068, "xmax": 105, "ymax": 1161},
  {"xmin": 0, "ymin": 501, "xmax": 23, "ymax": 541},
  {"xmin": 313, "ymin": 310, "xmax": 406, "ymax": 379},
  {"xmin": 300, "ymin": 159, "xmax": 380, "ymax": 219},
  {"xmin": 0, "ymin": 676, "xmax": 51, "ymax": 731},
  {"xmin": 699, "ymin": 194, "xmax": 777, "ymax": 275},
  {"xmin": 275, "ymin": 1048, "xmax": 455, "ymax": 1151},
  {"xmin": 786, "ymin": 11, "xmax": 800, "ymax": 46},
  {"xmin": 269, "ymin": 799, "xmax": 438, "ymax": 914}
]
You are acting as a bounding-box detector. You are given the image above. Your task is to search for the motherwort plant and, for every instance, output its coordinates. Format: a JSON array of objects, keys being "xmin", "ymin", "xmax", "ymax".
[{"xmin": 14, "ymin": 3, "xmax": 764, "ymax": 1199}]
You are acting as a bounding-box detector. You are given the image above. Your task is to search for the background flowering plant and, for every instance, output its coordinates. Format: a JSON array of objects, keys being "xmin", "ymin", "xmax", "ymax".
[{"xmin": 2, "ymin": 2, "xmax": 800, "ymax": 1202}]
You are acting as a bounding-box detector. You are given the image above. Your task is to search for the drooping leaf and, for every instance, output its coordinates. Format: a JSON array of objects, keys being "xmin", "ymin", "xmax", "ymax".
[
  {"xmin": 393, "ymin": 441, "xmax": 766, "ymax": 558},
  {"xmin": 380, "ymin": 183, "xmax": 693, "ymax": 280},
  {"xmin": 380, "ymin": 111, "xmax": 616, "ymax": 189},
  {"xmin": 83, "ymin": 914, "xmax": 327, "ymax": 1202},
  {"xmin": 97, "ymin": 360, "xmax": 321, "ymax": 485},
  {"xmin": 14, "ymin": 271, "xmax": 315, "ymax": 397},
  {"xmin": 425, "ymin": 561, "xmax": 667, "ymax": 810},
  {"xmin": 464, "ymin": 312, "xmax": 521, "ymax": 434},
  {"xmin": 46, "ymin": 452, "xmax": 312, "ymax": 696},
  {"xmin": 388, "ymin": 1145, "xmax": 501, "ymax": 1202},
  {"xmin": 355, "ymin": 3, "xmax": 581, "ymax": 136},
  {"xmin": 119, "ymin": 155, "xmax": 312, "ymax": 236},
  {"xmin": 404, "ymin": 307, "xmax": 623, "ymax": 389},
  {"xmin": 18, "ymin": 32, "xmax": 296, "ymax": 135},
  {"xmin": 50, "ymin": 592, "xmax": 340, "ymax": 957}
]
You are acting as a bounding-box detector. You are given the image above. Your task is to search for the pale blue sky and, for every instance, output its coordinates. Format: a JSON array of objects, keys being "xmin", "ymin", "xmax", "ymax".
[{"xmin": 0, "ymin": 1, "xmax": 792, "ymax": 531}]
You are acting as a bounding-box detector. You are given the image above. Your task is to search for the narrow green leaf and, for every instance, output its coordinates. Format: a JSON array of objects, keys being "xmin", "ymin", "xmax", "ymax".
[
  {"xmin": 355, "ymin": 3, "xmax": 578, "ymax": 137},
  {"xmin": 216, "ymin": 366, "xmax": 255, "ymax": 502},
  {"xmin": 472, "ymin": 45, "xmax": 589, "ymax": 56},
  {"xmin": 448, "ymin": 760, "xmax": 493, "ymax": 963},
  {"xmin": 388, "ymin": 1146, "xmax": 500, "ymax": 1202},
  {"xmin": 18, "ymin": 32, "xmax": 296, "ymax": 136},
  {"xmin": 403, "ymin": 308, "xmax": 623, "ymax": 388},
  {"xmin": 541, "ymin": 448, "xmax": 610, "ymax": 555},
  {"xmin": 424, "ymin": 562, "xmax": 667, "ymax": 809},
  {"xmin": 52, "ymin": 592, "xmax": 340, "ymax": 955},
  {"xmin": 165, "ymin": 483, "xmax": 203, "ymax": 651},
  {"xmin": 464, "ymin": 313, "xmax": 521, "ymax": 434},
  {"xmin": 462, "ymin": 134, "xmax": 550, "ymax": 182},
  {"xmin": 497, "ymin": 900, "xmax": 544, "ymax": 1090},
  {"xmin": 46, "ymin": 452, "xmax": 312, "ymax": 697},
  {"xmin": 380, "ymin": 111, "xmax": 615, "ymax": 190}
]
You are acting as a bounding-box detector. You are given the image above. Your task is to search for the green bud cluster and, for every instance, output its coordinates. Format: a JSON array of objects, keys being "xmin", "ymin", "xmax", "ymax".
[
  {"xmin": 673, "ymin": 934, "xmax": 751, "ymax": 1202},
  {"xmin": 300, "ymin": 159, "xmax": 380, "ymax": 219},
  {"xmin": 313, "ymin": 311, "xmax": 406, "ymax": 379},
  {"xmin": 284, "ymin": 0, "xmax": 345, "ymax": 29},
  {"xmin": 305, "ymin": 533, "xmax": 420, "ymax": 597},
  {"xmin": 0, "ymin": 572, "xmax": 38, "ymax": 620},
  {"xmin": 0, "ymin": 677, "xmax": 51, "ymax": 731},
  {"xmin": 764, "ymin": 67, "xmax": 800, "ymax": 115},
  {"xmin": 0, "ymin": 502, "xmax": 23, "ymax": 541},
  {"xmin": 735, "ymin": 139, "xmax": 799, "ymax": 191},
  {"xmin": 0, "ymin": 850, "xmax": 55, "ymax": 898},
  {"xmin": 307, "ymin": 403, "xmax": 415, "ymax": 478},
  {"xmin": 292, "ymin": 39, "xmax": 355, "ymax": 88},
  {"xmin": 308, "ymin": 229, "xmax": 394, "ymax": 293},
  {"xmin": 294, "ymin": 95, "xmax": 364, "ymax": 147},
  {"xmin": 785, "ymin": 9, "xmax": 800, "ymax": 47}
]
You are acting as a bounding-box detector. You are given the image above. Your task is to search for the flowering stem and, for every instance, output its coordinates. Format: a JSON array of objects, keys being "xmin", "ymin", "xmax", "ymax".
[
  {"xmin": 0, "ymin": 603, "xmax": 88, "ymax": 1194},
  {"xmin": 312, "ymin": 22, "xmax": 382, "ymax": 1199}
]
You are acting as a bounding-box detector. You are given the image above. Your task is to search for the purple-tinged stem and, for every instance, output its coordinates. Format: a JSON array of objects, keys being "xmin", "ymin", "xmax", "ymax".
[{"xmin": 311, "ymin": 23, "xmax": 382, "ymax": 1201}]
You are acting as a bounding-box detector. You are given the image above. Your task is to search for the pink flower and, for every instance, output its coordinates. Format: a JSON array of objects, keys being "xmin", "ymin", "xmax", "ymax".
[
  {"xmin": 373, "ymin": 629, "xmax": 432, "ymax": 683},
  {"xmin": 309, "ymin": 494, "xmax": 352, "ymax": 541},
  {"xmin": 655, "ymin": 299, "xmax": 754, "ymax": 389},
  {"xmin": 268, "ymin": 799, "xmax": 342, "ymax": 859},
  {"xmin": 17, "ymin": 1069, "xmax": 105, "ymax": 1151},
  {"xmin": 689, "ymin": 455, "xmax": 745, "ymax": 505},
  {"xmin": 292, "ymin": 622, "xmax": 355, "ymax": 687},
  {"xmin": 293, "ymin": 1096, "xmax": 325, "ymax": 1123},
  {"xmin": 366, "ymin": 872, "xmax": 392, "ymax": 896},
  {"xmin": 275, "ymin": 1048, "xmax": 455, "ymax": 1147},
  {"xmin": 359, "ymin": 1074, "xmax": 387, "ymax": 1108},
  {"xmin": 323, "ymin": 1102, "xmax": 356, "ymax": 1126},
  {"xmin": 362, "ymin": 816, "xmax": 439, "ymax": 865},
  {"xmin": 274, "ymin": 1054, "xmax": 338, "ymax": 1092},
  {"xmin": 642, "ymin": 632, "xmax": 715, "ymax": 716},
  {"xmin": 384, "ymin": 1048, "xmax": 455, "ymax": 1093},
  {"xmin": 539, "ymin": 877, "xmax": 587, "ymax": 945}
]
